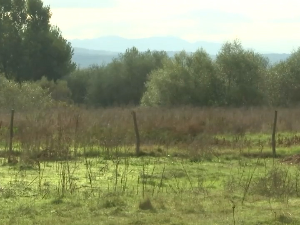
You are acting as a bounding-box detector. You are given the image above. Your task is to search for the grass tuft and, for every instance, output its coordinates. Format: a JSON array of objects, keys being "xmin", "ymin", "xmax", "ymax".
[{"xmin": 139, "ymin": 198, "xmax": 155, "ymax": 211}]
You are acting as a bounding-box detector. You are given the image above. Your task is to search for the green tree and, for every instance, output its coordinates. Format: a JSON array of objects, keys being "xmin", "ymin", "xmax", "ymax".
[
  {"xmin": 0, "ymin": 0, "xmax": 75, "ymax": 82},
  {"xmin": 86, "ymin": 61, "xmax": 125, "ymax": 107},
  {"xmin": 0, "ymin": 0, "xmax": 26, "ymax": 79},
  {"xmin": 38, "ymin": 76, "xmax": 72, "ymax": 103},
  {"xmin": 86, "ymin": 48, "xmax": 168, "ymax": 107},
  {"xmin": 77, "ymin": 65, "xmax": 109, "ymax": 106},
  {"xmin": 65, "ymin": 67, "xmax": 97, "ymax": 105},
  {"xmin": 117, "ymin": 48, "xmax": 168, "ymax": 105},
  {"xmin": 215, "ymin": 39, "xmax": 269, "ymax": 106},
  {"xmin": 267, "ymin": 48, "xmax": 300, "ymax": 106},
  {"xmin": 141, "ymin": 49, "xmax": 222, "ymax": 106}
]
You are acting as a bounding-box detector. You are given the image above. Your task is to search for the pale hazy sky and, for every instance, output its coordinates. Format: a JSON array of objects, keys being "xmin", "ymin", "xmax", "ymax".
[{"xmin": 43, "ymin": 0, "xmax": 300, "ymax": 53}]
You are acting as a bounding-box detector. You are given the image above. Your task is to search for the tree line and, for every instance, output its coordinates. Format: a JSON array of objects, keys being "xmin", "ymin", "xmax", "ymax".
[
  {"xmin": 1, "ymin": 0, "xmax": 300, "ymax": 108},
  {"xmin": 65, "ymin": 42, "xmax": 300, "ymax": 107}
]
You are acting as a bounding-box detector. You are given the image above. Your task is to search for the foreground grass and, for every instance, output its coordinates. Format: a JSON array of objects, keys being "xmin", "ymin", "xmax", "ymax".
[
  {"xmin": 1, "ymin": 106, "xmax": 300, "ymax": 224},
  {"xmin": 1, "ymin": 150, "xmax": 300, "ymax": 225}
]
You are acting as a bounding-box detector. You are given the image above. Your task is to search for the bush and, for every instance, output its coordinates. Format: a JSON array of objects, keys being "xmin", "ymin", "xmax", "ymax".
[
  {"xmin": 38, "ymin": 76, "xmax": 72, "ymax": 103},
  {"xmin": 0, "ymin": 74, "xmax": 53, "ymax": 111}
]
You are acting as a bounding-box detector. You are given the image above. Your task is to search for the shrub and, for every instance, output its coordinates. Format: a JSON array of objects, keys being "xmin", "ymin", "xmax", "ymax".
[{"xmin": 0, "ymin": 74, "xmax": 53, "ymax": 111}]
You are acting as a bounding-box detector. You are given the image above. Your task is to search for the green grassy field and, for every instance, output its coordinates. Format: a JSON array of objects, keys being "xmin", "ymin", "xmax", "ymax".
[
  {"xmin": 1, "ymin": 143, "xmax": 300, "ymax": 224},
  {"xmin": 1, "ymin": 107, "xmax": 300, "ymax": 224}
]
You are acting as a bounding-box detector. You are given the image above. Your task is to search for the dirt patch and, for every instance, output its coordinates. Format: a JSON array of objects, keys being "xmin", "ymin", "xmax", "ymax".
[{"xmin": 280, "ymin": 153, "xmax": 300, "ymax": 165}]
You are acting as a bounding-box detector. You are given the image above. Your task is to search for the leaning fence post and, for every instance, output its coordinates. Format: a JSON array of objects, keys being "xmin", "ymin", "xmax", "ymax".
[
  {"xmin": 74, "ymin": 114, "xmax": 80, "ymax": 157},
  {"xmin": 272, "ymin": 110, "xmax": 278, "ymax": 158},
  {"xmin": 9, "ymin": 109, "xmax": 15, "ymax": 162},
  {"xmin": 131, "ymin": 110, "xmax": 140, "ymax": 156}
]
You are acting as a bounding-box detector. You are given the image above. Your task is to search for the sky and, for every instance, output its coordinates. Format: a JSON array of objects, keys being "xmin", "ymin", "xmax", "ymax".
[{"xmin": 43, "ymin": 0, "xmax": 300, "ymax": 53}]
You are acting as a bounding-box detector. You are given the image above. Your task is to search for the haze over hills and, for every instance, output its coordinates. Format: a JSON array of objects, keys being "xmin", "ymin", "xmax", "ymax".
[
  {"xmin": 71, "ymin": 36, "xmax": 223, "ymax": 53},
  {"xmin": 70, "ymin": 36, "xmax": 291, "ymax": 68}
]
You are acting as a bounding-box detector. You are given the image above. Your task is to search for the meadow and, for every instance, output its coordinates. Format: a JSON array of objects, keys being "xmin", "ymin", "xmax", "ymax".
[{"xmin": 1, "ymin": 106, "xmax": 300, "ymax": 225}]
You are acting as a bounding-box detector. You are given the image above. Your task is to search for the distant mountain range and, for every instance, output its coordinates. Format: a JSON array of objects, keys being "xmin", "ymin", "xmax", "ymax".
[
  {"xmin": 70, "ymin": 36, "xmax": 291, "ymax": 68},
  {"xmin": 71, "ymin": 36, "xmax": 223, "ymax": 53}
]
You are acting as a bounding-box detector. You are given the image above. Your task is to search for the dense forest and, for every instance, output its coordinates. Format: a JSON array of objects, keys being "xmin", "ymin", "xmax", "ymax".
[{"xmin": 1, "ymin": 0, "xmax": 300, "ymax": 110}]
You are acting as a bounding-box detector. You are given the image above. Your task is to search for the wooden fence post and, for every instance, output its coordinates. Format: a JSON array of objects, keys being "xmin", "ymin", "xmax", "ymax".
[
  {"xmin": 74, "ymin": 114, "xmax": 80, "ymax": 157},
  {"xmin": 131, "ymin": 111, "xmax": 140, "ymax": 156},
  {"xmin": 272, "ymin": 110, "xmax": 278, "ymax": 158},
  {"xmin": 9, "ymin": 109, "xmax": 15, "ymax": 162}
]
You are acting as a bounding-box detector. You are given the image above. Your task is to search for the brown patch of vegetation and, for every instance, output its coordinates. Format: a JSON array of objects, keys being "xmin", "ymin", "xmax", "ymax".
[
  {"xmin": 241, "ymin": 152, "xmax": 280, "ymax": 159},
  {"xmin": 277, "ymin": 134, "xmax": 300, "ymax": 147},
  {"xmin": 139, "ymin": 198, "xmax": 154, "ymax": 211},
  {"xmin": 7, "ymin": 156, "xmax": 18, "ymax": 165},
  {"xmin": 280, "ymin": 154, "xmax": 300, "ymax": 164},
  {"xmin": 0, "ymin": 106, "xmax": 300, "ymax": 161}
]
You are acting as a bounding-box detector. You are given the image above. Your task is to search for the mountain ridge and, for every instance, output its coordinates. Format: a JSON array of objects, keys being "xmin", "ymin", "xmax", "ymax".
[
  {"xmin": 70, "ymin": 35, "xmax": 223, "ymax": 54},
  {"xmin": 70, "ymin": 36, "xmax": 291, "ymax": 68},
  {"xmin": 72, "ymin": 47, "xmax": 290, "ymax": 68}
]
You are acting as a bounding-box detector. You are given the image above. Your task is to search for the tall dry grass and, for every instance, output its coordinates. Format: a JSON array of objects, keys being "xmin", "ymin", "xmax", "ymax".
[{"xmin": 0, "ymin": 106, "xmax": 300, "ymax": 161}]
